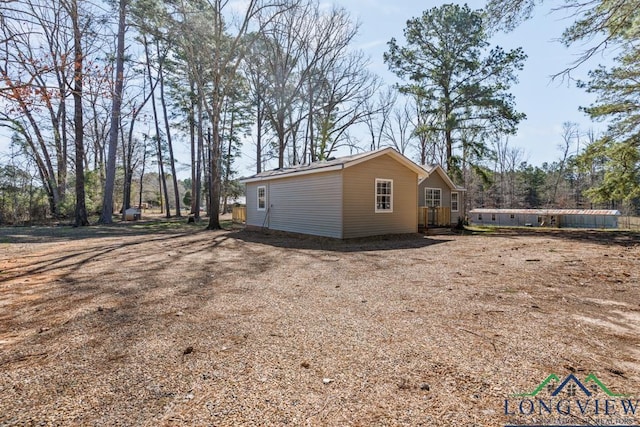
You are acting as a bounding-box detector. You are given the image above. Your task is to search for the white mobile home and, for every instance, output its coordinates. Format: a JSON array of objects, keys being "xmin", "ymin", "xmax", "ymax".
[
  {"xmin": 469, "ymin": 209, "xmax": 621, "ymax": 229},
  {"xmin": 240, "ymin": 148, "xmax": 428, "ymax": 239}
]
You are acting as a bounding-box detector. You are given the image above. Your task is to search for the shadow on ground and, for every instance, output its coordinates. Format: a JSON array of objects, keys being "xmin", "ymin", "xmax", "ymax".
[
  {"xmin": 0, "ymin": 218, "xmax": 222, "ymax": 244},
  {"xmin": 229, "ymin": 229, "xmax": 450, "ymax": 252}
]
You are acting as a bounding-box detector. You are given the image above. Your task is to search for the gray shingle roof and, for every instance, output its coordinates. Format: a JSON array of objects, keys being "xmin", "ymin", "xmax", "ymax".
[
  {"xmin": 240, "ymin": 148, "xmax": 428, "ymax": 182},
  {"xmin": 247, "ymin": 150, "xmax": 377, "ymax": 179}
]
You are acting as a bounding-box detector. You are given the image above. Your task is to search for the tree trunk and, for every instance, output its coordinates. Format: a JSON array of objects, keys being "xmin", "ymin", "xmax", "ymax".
[
  {"xmin": 138, "ymin": 144, "xmax": 147, "ymax": 209},
  {"xmin": 222, "ymin": 110, "xmax": 235, "ymax": 214},
  {"xmin": 441, "ymin": 86, "xmax": 454, "ymax": 171},
  {"xmin": 194, "ymin": 87, "xmax": 203, "ymax": 219},
  {"xmin": 308, "ymin": 83, "xmax": 315, "ymax": 163},
  {"xmin": 143, "ymin": 35, "xmax": 170, "ymax": 217},
  {"xmin": 204, "ymin": 128, "xmax": 211, "ymax": 218},
  {"xmin": 59, "ymin": 75, "xmax": 69, "ymax": 204},
  {"xmin": 70, "ymin": 0, "xmax": 89, "ymax": 226},
  {"xmin": 121, "ymin": 126, "xmax": 132, "ymax": 214},
  {"xmin": 91, "ymin": 101, "xmax": 104, "ymax": 188},
  {"xmin": 256, "ymin": 84, "xmax": 262, "ymax": 173},
  {"xmin": 207, "ymin": 120, "xmax": 222, "ymax": 230},
  {"xmin": 52, "ymin": 99, "xmax": 67, "ymax": 204},
  {"xmin": 100, "ymin": 0, "xmax": 127, "ymax": 224},
  {"xmin": 157, "ymin": 165, "xmax": 164, "ymax": 213},
  {"xmin": 189, "ymin": 79, "xmax": 197, "ymax": 214},
  {"xmin": 277, "ymin": 111, "xmax": 286, "ymax": 168},
  {"xmin": 157, "ymin": 41, "xmax": 181, "ymax": 217}
]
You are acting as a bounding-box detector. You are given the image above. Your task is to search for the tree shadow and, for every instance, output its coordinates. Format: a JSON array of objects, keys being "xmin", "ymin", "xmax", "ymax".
[
  {"xmin": 0, "ymin": 220, "xmax": 209, "ymax": 244},
  {"xmin": 0, "ymin": 231, "xmax": 244, "ymax": 365},
  {"xmin": 0, "ymin": 230, "xmax": 232, "ymax": 285}
]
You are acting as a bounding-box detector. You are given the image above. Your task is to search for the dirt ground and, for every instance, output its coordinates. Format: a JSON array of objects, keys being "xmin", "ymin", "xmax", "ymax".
[{"xmin": 0, "ymin": 221, "xmax": 639, "ymax": 426}]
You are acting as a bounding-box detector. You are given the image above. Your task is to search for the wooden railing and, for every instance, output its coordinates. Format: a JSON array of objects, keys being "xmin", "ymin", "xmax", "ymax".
[
  {"xmin": 232, "ymin": 206, "xmax": 246, "ymax": 223},
  {"xmin": 418, "ymin": 206, "xmax": 451, "ymax": 227}
]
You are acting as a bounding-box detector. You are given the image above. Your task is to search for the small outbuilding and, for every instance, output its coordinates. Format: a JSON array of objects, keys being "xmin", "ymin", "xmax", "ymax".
[
  {"xmin": 469, "ymin": 208, "xmax": 621, "ymax": 229},
  {"xmin": 240, "ymin": 148, "xmax": 428, "ymax": 239}
]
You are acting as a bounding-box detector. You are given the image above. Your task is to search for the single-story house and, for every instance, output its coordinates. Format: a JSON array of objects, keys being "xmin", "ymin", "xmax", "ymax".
[
  {"xmin": 469, "ymin": 208, "xmax": 621, "ymax": 229},
  {"xmin": 239, "ymin": 148, "xmax": 428, "ymax": 239},
  {"xmin": 418, "ymin": 164, "xmax": 466, "ymax": 227}
]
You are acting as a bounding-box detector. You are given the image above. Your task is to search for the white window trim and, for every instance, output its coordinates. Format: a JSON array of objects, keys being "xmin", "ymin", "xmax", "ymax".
[
  {"xmin": 425, "ymin": 187, "xmax": 442, "ymax": 208},
  {"xmin": 451, "ymin": 191, "xmax": 459, "ymax": 212},
  {"xmin": 375, "ymin": 178, "xmax": 393, "ymax": 213},
  {"xmin": 257, "ymin": 185, "xmax": 266, "ymax": 211}
]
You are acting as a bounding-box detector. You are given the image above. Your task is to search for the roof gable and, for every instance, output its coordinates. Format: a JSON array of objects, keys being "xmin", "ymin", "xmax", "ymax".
[{"xmin": 419, "ymin": 164, "xmax": 465, "ymax": 191}]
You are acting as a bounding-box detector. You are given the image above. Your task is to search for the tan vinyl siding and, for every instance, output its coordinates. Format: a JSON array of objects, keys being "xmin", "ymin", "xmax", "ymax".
[
  {"xmin": 245, "ymin": 182, "xmax": 270, "ymax": 228},
  {"xmin": 268, "ymin": 171, "xmax": 343, "ymax": 238},
  {"xmin": 342, "ymin": 154, "xmax": 418, "ymax": 238}
]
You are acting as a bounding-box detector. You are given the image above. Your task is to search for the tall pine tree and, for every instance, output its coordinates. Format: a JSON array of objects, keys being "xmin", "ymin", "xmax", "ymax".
[{"xmin": 384, "ymin": 4, "xmax": 526, "ymax": 177}]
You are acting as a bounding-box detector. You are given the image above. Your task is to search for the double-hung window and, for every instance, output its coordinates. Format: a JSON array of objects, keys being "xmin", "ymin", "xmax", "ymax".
[
  {"xmin": 375, "ymin": 179, "xmax": 393, "ymax": 213},
  {"xmin": 257, "ymin": 186, "xmax": 266, "ymax": 211},
  {"xmin": 451, "ymin": 192, "xmax": 459, "ymax": 212},
  {"xmin": 425, "ymin": 188, "xmax": 441, "ymax": 208}
]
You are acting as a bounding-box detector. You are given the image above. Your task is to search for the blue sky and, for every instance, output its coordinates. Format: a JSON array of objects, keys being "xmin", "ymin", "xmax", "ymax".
[{"xmin": 338, "ymin": 0, "xmax": 612, "ymax": 167}]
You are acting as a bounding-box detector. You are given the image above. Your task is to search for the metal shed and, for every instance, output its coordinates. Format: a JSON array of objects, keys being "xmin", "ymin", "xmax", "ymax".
[{"xmin": 469, "ymin": 209, "xmax": 621, "ymax": 229}]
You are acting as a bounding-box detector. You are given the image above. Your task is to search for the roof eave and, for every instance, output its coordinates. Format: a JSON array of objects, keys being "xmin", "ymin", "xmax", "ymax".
[{"xmin": 239, "ymin": 164, "xmax": 345, "ymax": 183}]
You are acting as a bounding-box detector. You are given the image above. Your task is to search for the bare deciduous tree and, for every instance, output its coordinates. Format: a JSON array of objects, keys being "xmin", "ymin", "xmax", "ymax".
[
  {"xmin": 382, "ymin": 100, "xmax": 413, "ymax": 155},
  {"xmin": 363, "ymin": 88, "xmax": 396, "ymax": 151}
]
